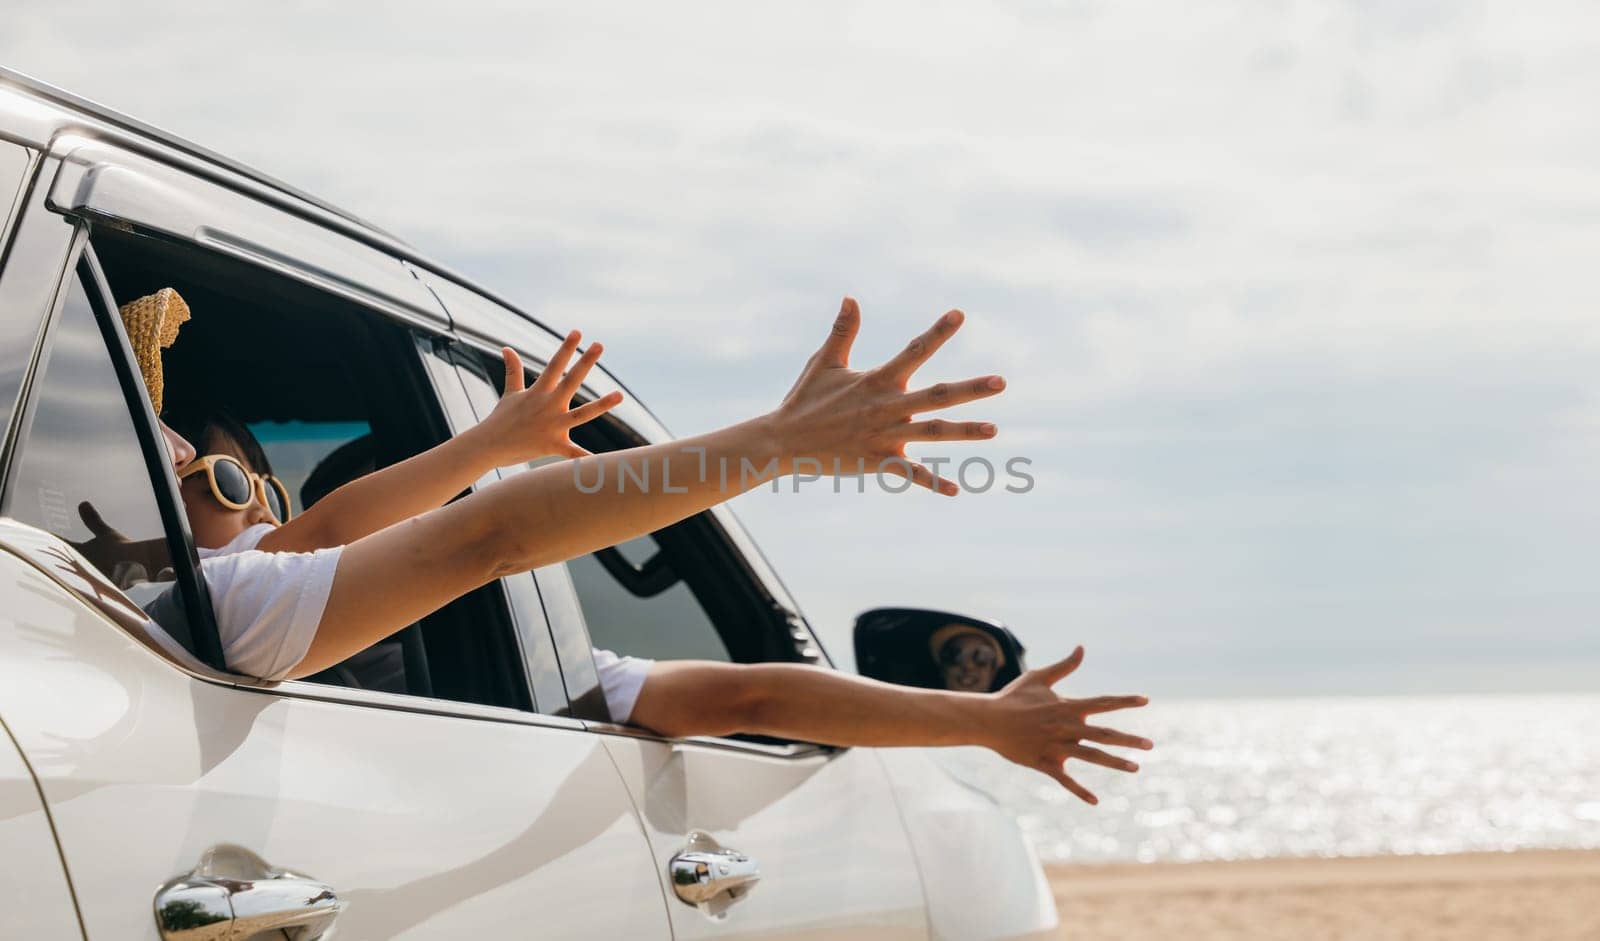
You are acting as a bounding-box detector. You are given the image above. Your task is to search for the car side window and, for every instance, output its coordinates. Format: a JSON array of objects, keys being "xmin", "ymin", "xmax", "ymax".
[
  {"xmin": 82, "ymin": 223, "xmax": 537, "ymax": 709},
  {"xmin": 565, "ymin": 536, "xmax": 733, "ymax": 663},
  {"xmin": 3, "ymin": 262, "xmax": 196, "ymax": 650},
  {"xmin": 447, "ymin": 346, "xmax": 738, "ymax": 667}
]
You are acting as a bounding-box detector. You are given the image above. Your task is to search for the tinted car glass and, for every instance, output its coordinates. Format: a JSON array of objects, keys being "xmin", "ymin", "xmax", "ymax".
[
  {"xmin": 3, "ymin": 269, "xmax": 188, "ymax": 636},
  {"xmin": 566, "ymin": 535, "xmax": 733, "ymax": 663}
]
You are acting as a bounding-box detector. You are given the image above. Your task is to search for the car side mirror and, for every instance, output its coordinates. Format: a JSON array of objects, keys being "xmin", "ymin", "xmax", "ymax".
[{"xmin": 852, "ymin": 607, "xmax": 1027, "ymax": 693}]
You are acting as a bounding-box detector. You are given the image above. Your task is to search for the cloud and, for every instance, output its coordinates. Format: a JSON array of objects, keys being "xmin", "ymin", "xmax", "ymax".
[{"xmin": 8, "ymin": 0, "xmax": 1600, "ymax": 694}]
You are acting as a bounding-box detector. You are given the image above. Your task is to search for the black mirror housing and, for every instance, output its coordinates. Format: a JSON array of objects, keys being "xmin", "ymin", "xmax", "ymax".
[{"xmin": 853, "ymin": 607, "xmax": 1027, "ymax": 693}]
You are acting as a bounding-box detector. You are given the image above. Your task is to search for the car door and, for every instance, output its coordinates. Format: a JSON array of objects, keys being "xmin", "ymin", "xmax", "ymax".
[
  {"xmin": 558, "ymin": 545, "xmax": 931, "ymax": 941},
  {"xmin": 0, "ymin": 135, "xmax": 82, "ymax": 941},
  {"xmin": 0, "ymin": 176, "xmax": 672, "ymax": 939},
  {"xmin": 0, "ymin": 709, "xmax": 81, "ymax": 940},
  {"xmin": 428, "ymin": 307, "xmax": 931, "ymax": 940},
  {"xmin": 0, "ymin": 548, "xmax": 668, "ymax": 940}
]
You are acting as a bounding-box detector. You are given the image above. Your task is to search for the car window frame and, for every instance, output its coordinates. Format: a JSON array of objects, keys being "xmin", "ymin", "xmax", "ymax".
[
  {"xmin": 0, "ymin": 151, "xmax": 79, "ymax": 476},
  {"xmin": 0, "ymin": 130, "xmax": 604, "ymax": 733},
  {"xmin": 0, "ymin": 229, "xmax": 227, "ymax": 667},
  {"xmin": 420, "ymin": 336, "xmax": 611, "ymax": 719},
  {"xmin": 77, "ymin": 240, "xmax": 225, "ymax": 663},
  {"xmin": 413, "ymin": 336, "xmax": 572, "ymax": 716},
  {"xmin": 66, "ymin": 253, "xmax": 580, "ymax": 727},
  {"xmin": 46, "ymin": 137, "xmax": 445, "ymax": 333},
  {"xmin": 153, "ymin": 272, "xmax": 545, "ymax": 716},
  {"xmin": 42, "ymin": 146, "xmax": 549, "ymax": 712},
  {"xmin": 21, "ymin": 220, "xmax": 551, "ymax": 724},
  {"xmin": 0, "ymin": 139, "xmax": 33, "ymax": 250}
]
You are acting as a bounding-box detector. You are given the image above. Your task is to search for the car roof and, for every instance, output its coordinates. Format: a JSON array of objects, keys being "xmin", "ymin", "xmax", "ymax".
[
  {"xmin": 0, "ymin": 65, "xmax": 653, "ymax": 417},
  {"xmin": 0, "ymin": 65, "xmax": 397, "ymax": 241}
]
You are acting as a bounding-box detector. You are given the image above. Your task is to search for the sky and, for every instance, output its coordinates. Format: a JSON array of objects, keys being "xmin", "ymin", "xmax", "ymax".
[{"xmin": 6, "ymin": 1, "xmax": 1599, "ymax": 697}]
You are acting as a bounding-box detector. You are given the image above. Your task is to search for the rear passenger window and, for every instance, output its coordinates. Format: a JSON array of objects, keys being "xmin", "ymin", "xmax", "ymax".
[
  {"xmin": 3, "ymin": 266, "xmax": 190, "ymax": 641},
  {"xmin": 449, "ymin": 346, "xmax": 734, "ymax": 664},
  {"xmin": 85, "ymin": 225, "xmax": 532, "ymax": 710}
]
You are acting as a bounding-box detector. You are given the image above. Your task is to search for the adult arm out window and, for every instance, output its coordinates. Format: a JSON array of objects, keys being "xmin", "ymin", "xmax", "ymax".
[
  {"xmin": 560, "ymin": 410, "xmax": 817, "ymax": 676},
  {"xmin": 447, "ymin": 344, "xmax": 820, "ymax": 730}
]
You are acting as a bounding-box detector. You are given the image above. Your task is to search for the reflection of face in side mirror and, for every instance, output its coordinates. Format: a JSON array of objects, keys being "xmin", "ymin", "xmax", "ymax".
[
  {"xmin": 932, "ymin": 625, "xmax": 1006, "ymax": 692},
  {"xmin": 854, "ymin": 607, "xmax": 1026, "ymax": 693}
]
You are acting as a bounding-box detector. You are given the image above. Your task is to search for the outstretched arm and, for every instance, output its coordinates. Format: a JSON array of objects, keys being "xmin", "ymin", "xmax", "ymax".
[
  {"xmin": 295, "ymin": 299, "xmax": 1004, "ymax": 676},
  {"xmin": 628, "ymin": 647, "xmax": 1152, "ymax": 804},
  {"xmin": 259, "ymin": 333, "xmax": 622, "ymax": 553}
]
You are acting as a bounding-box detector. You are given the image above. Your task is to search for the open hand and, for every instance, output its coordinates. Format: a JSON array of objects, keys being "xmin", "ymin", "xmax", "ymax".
[
  {"xmin": 480, "ymin": 332, "xmax": 625, "ymax": 465},
  {"xmin": 983, "ymin": 646, "xmax": 1152, "ymax": 804},
  {"xmin": 770, "ymin": 297, "xmax": 1006, "ymax": 495}
]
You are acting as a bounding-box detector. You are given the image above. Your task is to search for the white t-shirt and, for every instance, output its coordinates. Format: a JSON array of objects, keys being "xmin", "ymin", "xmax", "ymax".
[
  {"xmin": 198, "ymin": 522, "xmax": 277, "ymax": 558},
  {"xmin": 194, "ymin": 524, "xmax": 655, "ymax": 720},
  {"xmin": 195, "ymin": 523, "xmax": 341, "ymax": 682},
  {"xmin": 592, "ymin": 647, "xmax": 653, "ymax": 722}
]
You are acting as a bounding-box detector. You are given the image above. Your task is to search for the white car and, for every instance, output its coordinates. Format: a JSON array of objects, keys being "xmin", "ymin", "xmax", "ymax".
[{"xmin": 0, "ymin": 67, "xmax": 1058, "ymax": 940}]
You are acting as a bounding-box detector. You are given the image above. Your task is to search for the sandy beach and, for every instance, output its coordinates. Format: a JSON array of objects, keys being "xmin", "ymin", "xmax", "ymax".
[{"xmin": 1049, "ymin": 850, "xmax": 1600, "ymax": 940}]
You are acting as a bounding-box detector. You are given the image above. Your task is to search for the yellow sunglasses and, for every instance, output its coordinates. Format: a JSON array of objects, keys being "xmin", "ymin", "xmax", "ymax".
[{"xmin": 179, "ymin": 454, "xmax": 292, "ymax": 524}]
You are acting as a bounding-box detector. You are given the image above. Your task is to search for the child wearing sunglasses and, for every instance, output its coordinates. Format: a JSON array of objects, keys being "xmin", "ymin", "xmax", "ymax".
[
  {"xmin": 165, "ymin": 409, "xmax": 294, "ymax": 552},
  {"xmin": 97, "ymin": 316, "xmax": 620, "ymax": 683},
  {"xmin": 164, "ymin": 332, "xmax": 621, "ymax": 559}
]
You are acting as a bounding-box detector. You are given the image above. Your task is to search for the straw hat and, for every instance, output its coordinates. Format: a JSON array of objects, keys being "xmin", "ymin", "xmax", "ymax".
[{"xmin": 116, "ymin": 288, "xmax": 190, "ymax": 413}]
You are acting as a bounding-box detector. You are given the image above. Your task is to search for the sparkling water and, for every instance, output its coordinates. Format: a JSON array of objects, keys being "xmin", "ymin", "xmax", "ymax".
[{"xmin": 935, "ymin": 694, "xmax": 1600, "ymax": 863}]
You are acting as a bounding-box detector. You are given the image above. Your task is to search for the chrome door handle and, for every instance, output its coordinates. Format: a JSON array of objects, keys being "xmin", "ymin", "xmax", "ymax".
[
  {"xmin": 669, "ymin": 831, "xmax": 761, "ymax": 918},
  {"xmin": 154, "ymin": 844, "xmax": 343, "ymax": 941}
]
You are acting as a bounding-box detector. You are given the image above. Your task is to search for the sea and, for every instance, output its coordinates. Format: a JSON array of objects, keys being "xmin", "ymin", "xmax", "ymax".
[{"xmin": 935, "ymin": 693, "xmax": 1600, "ymax": 864}]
